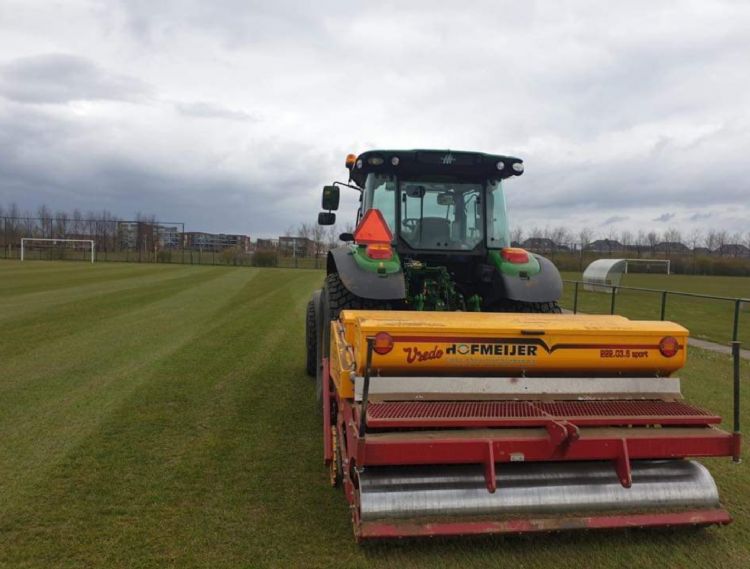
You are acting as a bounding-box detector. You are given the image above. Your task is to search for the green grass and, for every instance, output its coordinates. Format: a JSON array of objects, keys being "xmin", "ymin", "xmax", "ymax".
[
  {"xmin": 0, "ymin": 259, "xmax": 749, "ymax": 569},
  {"xmin": 560, "ymin": 272, "xmax": 750, "ymax": 346}
]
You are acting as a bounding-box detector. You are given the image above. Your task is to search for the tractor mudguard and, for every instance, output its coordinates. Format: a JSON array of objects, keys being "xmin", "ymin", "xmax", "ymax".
[
  {"xmin": 497, "ymin": 254, "xmax": 562, "ymax": 303},
  {"xmin": 327, "ymin": 247, "xmax": 406, "ymax": 300}
]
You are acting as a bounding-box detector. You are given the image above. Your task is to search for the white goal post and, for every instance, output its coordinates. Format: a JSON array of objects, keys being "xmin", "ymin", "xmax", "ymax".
[
  {"xmin": 622, "ymin": 258, "xmax": 670, "ymax": 275},
  {"xmin": 20, "ymin": 238, "xmax": 95, "ymax": 263}
]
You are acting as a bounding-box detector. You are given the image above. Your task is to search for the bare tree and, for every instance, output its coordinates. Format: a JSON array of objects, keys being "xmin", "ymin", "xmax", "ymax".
[
  {"xmin": 686, "ymin": 229, "xmax": 703, "ymax": 252},
  {"xmin": 311, "ymin": 222, "xmax": 326, "ymax": 259},
  {"xmin": 37, "ymin": 205, "xmax": 52, "ymax": 238},
  {"xmin": 578, "ymin": 227, "xmax": 594, "ymax": 250},
  {"xmin": 647, "ymin": 231, "xmax": 659, "ymax": 253},
  {"xmin": 715, "ymin": 230, "xmax": 728, "ymax": 254},
  {"xmin": 663, "ymin": 227, "xmax": 682, "ymax": 245},
  {"xmin": 528, "ymin": 226, "xmax": 544, "ymax": 239},
  {"xmin": 510, "ymin": 227, "xmax": 524, "ymax": 246},
  {"xmin": 549, "ymin": 226, "xmax": 570, "ymax": 249},
  {"xmin": 634, "ymin": 230, "xmax": 648, "ymax": 255},
  {"xmin": 325, "ymin": 224, "xmax": 339, "ymax": 251},
  {"xmin": 54, "ymin": 210, "xmax": 69, "ymax": 238},
  {"xmin": 620, "ymin": 230, "xmax": 633, "ymax": 251}
]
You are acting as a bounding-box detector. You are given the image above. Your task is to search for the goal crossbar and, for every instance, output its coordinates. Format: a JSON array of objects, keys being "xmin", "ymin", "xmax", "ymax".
[{"xmin": 20, "ymin": 238, "xmax": 95, "ymax": 263}]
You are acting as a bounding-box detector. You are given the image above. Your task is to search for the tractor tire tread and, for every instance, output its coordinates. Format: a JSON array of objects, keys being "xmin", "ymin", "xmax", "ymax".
[{"xmin": 305, "ymin": 298, "xmax": 317, "ymax": 376}]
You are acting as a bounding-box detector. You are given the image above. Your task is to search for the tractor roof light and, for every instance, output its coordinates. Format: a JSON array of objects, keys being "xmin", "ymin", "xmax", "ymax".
[
  {"xmin": 373, "ymin": 332, "xmax": 394, "ymax": 355},
  {"xmin": 513, "ymin": 162, "xmax": 524, "ymax": 173},
  {"xmin": 501, "ymin": 247, "xmax": 530, "ymax": 264},
  {"xmin": 368, "ymin": 156, "xmax": 385, "ymax": 166},
  {"xmin": 659, "ymin": 336, "xmax": 680, "ymax": 358},
  {"xmin": 345, "ymin": 153, "xmax": 357, "ymax": 169},
  {"xmin": 353, "ymin": 209, "xmax": 393, "ymax": 245},
  {"xmin": 391, "ymin": 156, "xmax": 400, "ymax": 166},
  {"xmin": 496, "ymin": 161, "xmax": 505, "ymax": 170}
]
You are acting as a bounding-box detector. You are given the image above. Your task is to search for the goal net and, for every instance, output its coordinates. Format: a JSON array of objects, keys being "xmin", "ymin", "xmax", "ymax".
[
  {"xmin": 20, "ymin": 238, "xmax": 95, "ymax": 263},
  {"xmin": 623, "ymin": 259, "xmax": 670, "ymax": 275}
]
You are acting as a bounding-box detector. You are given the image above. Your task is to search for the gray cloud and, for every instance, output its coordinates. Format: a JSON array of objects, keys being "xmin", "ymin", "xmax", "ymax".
[
  {"xmin": 175, "ymin": 101, "xmax": 258, "ymax": 122},
  {"xmin": 1, "ymin": 1, "xmax": 749, "ymax": 236},
  {"xmin": 653, "ymin": 213, "xmax": 676, "ymax": 222},
  {"xmin": 602, "ymin": 216, "xmax": 629, "ymax": 226},
  {"xmin": 0, "ymin": 54, "xmax": 151, "ymax": 104},
  {"xmin": 689, "ymin": 212, "xmax": 712, "ymax": 221}
]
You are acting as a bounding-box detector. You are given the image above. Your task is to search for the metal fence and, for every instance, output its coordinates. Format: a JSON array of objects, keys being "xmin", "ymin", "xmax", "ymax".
[{"xmin": 564, "ymin": 279, "xmax": 748, "ymax": 343}]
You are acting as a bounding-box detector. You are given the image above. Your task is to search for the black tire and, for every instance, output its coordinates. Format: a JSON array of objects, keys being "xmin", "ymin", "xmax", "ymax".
[
  {"xmin": 492, "ymin": 300, "xmax": 563, "ymax": 314},
  {"xmin": 316, "ymin": 273, "xmax": 391, "ymax": 407},
  {"xmin": 305, "ymin": 298, "xmax": 317, "ymax": 377}
]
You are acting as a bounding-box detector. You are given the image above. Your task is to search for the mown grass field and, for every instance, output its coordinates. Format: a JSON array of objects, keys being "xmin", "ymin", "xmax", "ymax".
[
  {"xmin": 1, "ymin": 259, "xmax": 749, "ymax": 569},
  {"xmin": 560, "ymin": 271, "xmax": 750, "ymax": 346}
]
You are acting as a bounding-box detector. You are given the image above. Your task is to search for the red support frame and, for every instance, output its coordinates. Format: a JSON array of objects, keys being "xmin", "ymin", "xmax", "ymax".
[
  {"xmin": 326, "ymin": 368, "xmax": 738, "ymax": 539},
  {"xmin": 358, "ymin": 509, "xmax": 732, "ymax": 540}
]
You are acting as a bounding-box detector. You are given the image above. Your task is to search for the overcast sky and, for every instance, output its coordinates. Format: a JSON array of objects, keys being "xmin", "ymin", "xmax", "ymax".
[{"xmin": 1, "ymin": 0, "xmax": 749, "ymax": 239}]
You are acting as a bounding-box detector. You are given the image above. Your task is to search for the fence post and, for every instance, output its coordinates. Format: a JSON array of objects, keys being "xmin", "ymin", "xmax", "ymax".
[
  {"xmin": 733, "ymin": 300, "xmax": 741, "ymax": 343},
  {"xmin": 732, "ymin": 341, "xmax": 742, "ymax": 463},
  {"xmin": 573, "ymin": 282, "xmax": 579, "ymax": 314},
  {"xmin": 660, "ymin": 291, "xmax": 667, "ymax": 320},
  {"xmin": 610, "ymin": 286, "xmax": 617, "ymax": 315}
]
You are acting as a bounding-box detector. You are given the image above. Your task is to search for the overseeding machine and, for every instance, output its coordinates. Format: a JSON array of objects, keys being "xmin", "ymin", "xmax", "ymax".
[{"xmin": 305, "ymin": 149, "xmax": 741, "ymax": 540}]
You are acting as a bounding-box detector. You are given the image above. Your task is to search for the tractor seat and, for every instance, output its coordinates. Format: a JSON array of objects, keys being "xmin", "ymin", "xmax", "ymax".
[{"xmin": 416, "ymin": 217, "xmax": 451, "ymax": 246}]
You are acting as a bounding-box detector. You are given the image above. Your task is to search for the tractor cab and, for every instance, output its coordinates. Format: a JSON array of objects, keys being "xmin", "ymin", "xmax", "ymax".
[
  {"xmin": 319, "ymin": 149, "xmax": 524, "ymax": 258},
  {"xmin": 316, "ymin": 149, "xmax": 560, "ymax": 314}
]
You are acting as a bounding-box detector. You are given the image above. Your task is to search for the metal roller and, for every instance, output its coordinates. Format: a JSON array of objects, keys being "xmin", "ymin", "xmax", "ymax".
[{"xmin": 359, "ymin": 460, "xmax": 720, "ymax": 521}]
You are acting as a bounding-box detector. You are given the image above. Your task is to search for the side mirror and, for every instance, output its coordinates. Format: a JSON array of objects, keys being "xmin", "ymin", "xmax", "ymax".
[
  {"xmin": 339, "ymin": 232, "xmax": 354, "ymax": 242},
  {"xmin": 321, "ymin": 185, "xmax": 340, "ymax": 211},
  {"xmin": 318, "ymin": 212, "xmax": 336, "ymax": 225}
]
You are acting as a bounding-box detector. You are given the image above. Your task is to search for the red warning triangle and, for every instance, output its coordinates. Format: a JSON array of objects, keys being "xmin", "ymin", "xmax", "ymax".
[{"xmin": 353, "ymin": 209, "xmax": 393, "ymax": 244}]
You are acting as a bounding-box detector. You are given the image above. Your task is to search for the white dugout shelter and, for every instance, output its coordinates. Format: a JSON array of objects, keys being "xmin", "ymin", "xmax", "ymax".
[{"xmin": 583, "ymin": 259, "xmax": 670, "ymax": 293}]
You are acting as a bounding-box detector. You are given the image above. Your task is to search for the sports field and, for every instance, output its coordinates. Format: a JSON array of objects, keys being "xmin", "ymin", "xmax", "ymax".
[
  {"xmin": 560, "ymin": 271, "xmax": 750, "ymax": 346},
  {"xmin": 1, "ymin": 260, "xmax": 749, "ymax": 569}
]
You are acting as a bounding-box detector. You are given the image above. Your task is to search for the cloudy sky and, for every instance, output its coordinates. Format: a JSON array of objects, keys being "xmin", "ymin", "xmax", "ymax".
[{"xmin": 1, "ymin": 0, "xmax": 749, "ymax": 239}]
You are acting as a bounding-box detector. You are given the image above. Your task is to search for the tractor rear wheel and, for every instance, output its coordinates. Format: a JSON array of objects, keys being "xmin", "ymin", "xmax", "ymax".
[
  {"xmin": 305, "ymin": 297, "xmax": 317, "ymax": 377},
  {"xmin": 492, "ymin": 300, "xmax": 563, "ymax": 314},
  {"xmin": 316, "ymin": 273, "xmax": 391, "ymax": 407}
]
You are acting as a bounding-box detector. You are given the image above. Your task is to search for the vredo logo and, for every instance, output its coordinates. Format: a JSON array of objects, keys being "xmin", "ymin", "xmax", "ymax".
[
  {"xmin": 403, "ymin": 346, "xmax": 444, "ymax": 364},
  {"xmin": 441, "ymin": 153, "xmax": 455, "ymax": 165},
  {"xmin": 446, "ymin": 343, "xmax": 538, "ymax": 357}
]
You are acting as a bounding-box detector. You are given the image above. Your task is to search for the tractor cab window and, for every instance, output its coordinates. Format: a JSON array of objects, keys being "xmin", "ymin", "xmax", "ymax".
[
  {"xmin": 486, "ymin": 179, "xmax": 510, "ymax": 249},
  {"xmin": 363, "ymin": 173, "xmax": 397, "ymax": 241},
  {"xmin": 399, "ymin": 180, "xmax": 483, "ymax": 250}
]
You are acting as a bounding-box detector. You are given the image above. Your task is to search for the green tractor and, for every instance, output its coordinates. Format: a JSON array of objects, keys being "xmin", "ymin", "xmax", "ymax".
[{"xmin": 305, "ymin": 149, "xmax": 563, "ymax": 396}]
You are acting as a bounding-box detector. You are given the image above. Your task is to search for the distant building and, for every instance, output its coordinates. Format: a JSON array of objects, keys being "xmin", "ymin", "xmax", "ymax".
[
  {"xmin": 157, "ymin": 225, "xmax": 181, "ymax": 249},
  {"xmin": 716, "ymin": 244, "xmax": 750, "ymax": 258},
  {"xmin": 117, "ymin": 221, "xmax": 182, "ymax": 250},
  {"xmin": 279, "ymin": 236, "xmax": 315, "ymax": 257},
  {"xmin": 117, "ymin": 221, "xmax": 139, "ymax": 249},
  {"xmin": 255, "ymin": 238, "xmax": 278, "ymax": 250},
  {"xmin": 586, "ymin": 239, "xmax": 623, "ymax": 254},
  {"xmin": 183, "ymin": 232, "xmax": 250, "ymax": 252},
  {"xmin": 692, "ymin": 247, "xmax": 711, "ymax": 256},
  {"xmin": 521, "ymin": 237, "xmax": 557, "ymax": 253}
]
